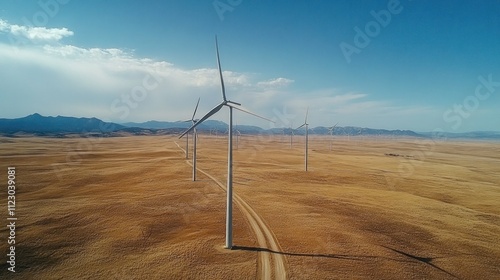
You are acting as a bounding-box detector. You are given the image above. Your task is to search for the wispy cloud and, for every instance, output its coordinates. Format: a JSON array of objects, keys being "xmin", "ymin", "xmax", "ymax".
[
  {"xmin": 0, "ymin": 18, "xmax": 293, "ymax": 124},
  {"xmin": 0, "ymin": 18, "xmax": 446, "ymax": 131},
  {"xmin": 0, "ymin": 19, "xmax": 8, "ymax": 31},
  {"xmin": 257, "ymin": 77, "xmax": 294, "ymax": 88},
  {"xmin": 0, "ymin": 19, "xmax": 73, "ymax": 42}
]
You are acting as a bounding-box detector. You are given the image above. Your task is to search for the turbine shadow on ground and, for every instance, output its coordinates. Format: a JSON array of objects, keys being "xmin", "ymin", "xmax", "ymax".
[
  {"xmin": 232, "ymin": 245, "xmax": 407, "ymax": 263},
  {"xmin": 381, "ymin": 246, "xmax": 459, "ymax": 279},
  {"xmin": 234, "ymin": 244, "xmax": 461, "ymax": 278}
]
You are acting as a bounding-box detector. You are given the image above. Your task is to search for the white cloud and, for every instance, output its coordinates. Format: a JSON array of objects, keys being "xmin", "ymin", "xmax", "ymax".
[
  {"xmin": 0, "ymin": 36, "xmax": 293, "ymax": 124},
  {"xmin": 11, "ymin": 25, "xmax": 73, "ymax": 42},
  {"xmin": 0, "ymin": 19, "xmax": 8, "ymax": 31},
  {"xmin": 257, "ymin": 77, "xmax": 294, "ymax": 88},
  {"xmin": 43, "ymin": 45, "xmax": 128, "ymax": 59},
  {"xmin": 0, "ymin": 19, "xmax": 73, "ymax": 43},
  {"xmin": 0, "ymin": 18, "xmax": 447, "ymax": 131}
]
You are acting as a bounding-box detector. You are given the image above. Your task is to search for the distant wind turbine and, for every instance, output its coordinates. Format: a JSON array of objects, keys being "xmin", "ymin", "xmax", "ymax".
[
  {"xmin": 191, "ymin": 98, "xmax": 200, "ymax": 181},
  {"xmin": 234, "ymin": 120, "xmax": 241, "ymax": 150},
  {"xmin": 181, "ymin": 99, "xmax": 200, "ymax": 160},
  {"xmin": 183, "ymin": 124, "xmax": 190, "ymax": 159},
  {"xmin": 296, "ymin": 108, "xmax": 309, "ymax": 171},
  {"xmin": 236, "ymin": 130, "xmax": 241, "ymax": 150},
  {"xmin": 180, "ymin": 98, "xmax": 200, "ymax": 180},
  {"xmin": 328, "ymin": 122, "xmax": 338, "ymax": 151},
  {"xmin": 179, "ymin": 36, "xmax": 273, "ymax": 249}
]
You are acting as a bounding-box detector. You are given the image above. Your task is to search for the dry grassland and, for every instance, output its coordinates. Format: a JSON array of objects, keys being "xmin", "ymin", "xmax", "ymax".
[{"xmin": 0, "ymin": 134, "xmax": 499, "ymax": 279}]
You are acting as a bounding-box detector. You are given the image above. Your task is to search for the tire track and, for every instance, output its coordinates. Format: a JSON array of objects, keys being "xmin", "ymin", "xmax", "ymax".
[{"xmin": 174, "ymin": 141, "xmax": 287, "ymax": 279}]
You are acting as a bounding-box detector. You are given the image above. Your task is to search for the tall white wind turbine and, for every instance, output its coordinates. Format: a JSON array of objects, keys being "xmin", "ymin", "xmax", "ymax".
[
  {"xmin": 179, "ymin": 36, "xmax": 273, "ymax": 249},
  {"xmin": 296, "ymin": 108, "xmax": 309, "ymax": 171}
]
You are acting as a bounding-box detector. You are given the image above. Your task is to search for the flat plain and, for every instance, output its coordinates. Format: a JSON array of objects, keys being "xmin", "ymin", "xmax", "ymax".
[{"xmin": 1, "ymin": 134, "xmax": 499, "ymax": 279}]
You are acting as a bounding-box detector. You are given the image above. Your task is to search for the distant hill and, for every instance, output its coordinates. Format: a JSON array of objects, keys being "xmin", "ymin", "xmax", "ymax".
[
  {"xmin": 269, "ymin": 126, "xmax": 423, "ymax": 137},
  {"xmin": 419, "ymin": 131, "xmax": 500, "ymax": 140},
  {"xmin": 4, "ymin": 114, "xmax": 497, "ymax": 140},
  {"xmin": 0, "ymin": 113, "xmax": 124, "ymax": 135},
  {"xmin": 122, "ymin": 119, "xmax": 229, "ymax": 131},
  {"xmin": 123, "ymin": 120, "xmax": 422, "ymax": 137}
]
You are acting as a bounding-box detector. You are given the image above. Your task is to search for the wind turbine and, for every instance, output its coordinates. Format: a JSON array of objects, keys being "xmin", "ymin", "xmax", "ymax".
[
  {"xmin": 184, "ymin": 98, "xmax": 200, "ymax": 164},
  {"xmin": 328, "ymin": 122, "xmax": 338, "ymax": 151},
  {"xmin": 191, "ymin": 98, "xmax": 200, "ymax": 181},
  {"xmin": 183, "ymin": 124, "xmax": 190, "ymax": 159},
  {"xmin": 296, "ymin": 108, "xmax": 309, "ymax": 171},
  {"xmin": 236, "ymin": 130, "xmax": 241, "ymax": 150},
  {"xmin": 179, "ymin": 37, "xmax": 273, "ymax": 249},
  {"xmin": 356, "ymin": 127, "xmax": 362, "ymax": 145},
  {"xmin": 181, "ymin": 100, "xmax": 199, "ymax": 159},
  {"xmin": 234, "ymin": 119, "xmax": 241, "ymax": 150}
]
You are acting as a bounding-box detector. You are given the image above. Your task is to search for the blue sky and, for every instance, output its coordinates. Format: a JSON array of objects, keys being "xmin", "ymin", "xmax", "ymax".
[{"xmin": 0, "ymin": 0, "xmax": 499, "ymax": 132}]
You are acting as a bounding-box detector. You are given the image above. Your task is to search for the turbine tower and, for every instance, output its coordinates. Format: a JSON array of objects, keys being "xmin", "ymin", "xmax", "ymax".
[
  {"xmin": 179, "ymin": 36, "xmax": 273, "ymax": 249},
  {"xmin": 191, "ymin": 98, "xmax": 200, "ymax": 181},
  {"xmin": 296, "ymin": 108, "xmax": 309, "ymax": 171}
]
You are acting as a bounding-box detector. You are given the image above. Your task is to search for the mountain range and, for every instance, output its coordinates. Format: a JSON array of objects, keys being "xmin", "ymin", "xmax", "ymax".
[
  {"xmin": 0, "ymin": 113, "xmax": 123, "ymax": 134},
  {"xmin": 0, "ymin": 113, "xmax": 498, "ymax": 140}
]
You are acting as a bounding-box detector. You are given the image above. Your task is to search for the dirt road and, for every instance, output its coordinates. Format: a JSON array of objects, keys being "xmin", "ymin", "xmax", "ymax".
[{"xmin": 175, "ymin": 141, "xmax": 287, "ymax": 279}]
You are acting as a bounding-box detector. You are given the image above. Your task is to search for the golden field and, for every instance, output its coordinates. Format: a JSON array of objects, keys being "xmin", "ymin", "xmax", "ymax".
[{"xmin": 1, "ymin": 134, "xmax": 499, "ymax": 279}]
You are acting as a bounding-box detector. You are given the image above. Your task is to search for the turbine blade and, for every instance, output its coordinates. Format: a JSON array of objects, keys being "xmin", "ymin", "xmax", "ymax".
[
  {"xmin": 179, "ymin": 103, "xmax": 224, "ymax": 138},
  {"xmin": 229, "ymin": 104, "xmax": 275, "ymax": 123},
  {"xmin": 305, "ymin": 107, "xmax": 309, "ymax": 124},
  {"xmin": 296, "ymin": 123, "xmax": 306, "ymax": 130},
  {"xmin": 329, "ymin": 122, "xmax": 338, "ymax": 130},
  {"xmin": 215, "ymin": 36, "xmax": 227, "ymax": 102},
  {"xmin": 191, "ymin": 97, "xmax": 200, "ymax": 120}
]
